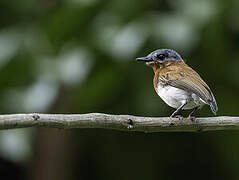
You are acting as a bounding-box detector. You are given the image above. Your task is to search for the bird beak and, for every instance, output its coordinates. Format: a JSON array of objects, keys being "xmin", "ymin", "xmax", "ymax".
[{"xmin": 136, "ymin": 56, "xmax": 153, "ymax": 62}]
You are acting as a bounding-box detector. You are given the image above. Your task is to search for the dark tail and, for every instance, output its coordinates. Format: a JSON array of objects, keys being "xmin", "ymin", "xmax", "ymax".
[
  {"xmin": 204, "ymin": 85, "xmax": 218, "ymax": 115},
  {"xmin": 209, "ymin": 99, "xmax": 218, "ymax": 115}
]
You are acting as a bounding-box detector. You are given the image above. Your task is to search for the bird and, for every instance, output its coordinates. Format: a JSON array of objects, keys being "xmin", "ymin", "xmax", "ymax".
[{"xmin": 136, "ymin": 49, "xmax": 218, "ymax": 119}]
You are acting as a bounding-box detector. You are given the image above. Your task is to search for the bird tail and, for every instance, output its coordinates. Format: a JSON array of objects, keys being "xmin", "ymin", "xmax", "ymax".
[
  {"xmin": 204, "ymin": 85, "xmax": 218, "ymax": 115},
  {"xmin": 208, "ymin": 99, "xmax": 218, "ymax": 115}
]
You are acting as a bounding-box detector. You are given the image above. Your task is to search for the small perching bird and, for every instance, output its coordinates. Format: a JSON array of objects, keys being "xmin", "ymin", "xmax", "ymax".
[{"xmin": 136, "ymin": 49, "xmax": 218, "ymax": 119}]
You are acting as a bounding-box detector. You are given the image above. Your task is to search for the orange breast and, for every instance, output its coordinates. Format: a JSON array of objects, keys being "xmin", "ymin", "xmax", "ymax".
[{"xmin": 152, "ymin": 61, "xmax": 186, "ymax": 90}]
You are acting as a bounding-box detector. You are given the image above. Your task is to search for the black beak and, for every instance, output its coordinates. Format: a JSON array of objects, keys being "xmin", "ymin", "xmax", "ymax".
[{"xmin": 136, "ymin": 56, "xmax": 153, "ymax": 62}]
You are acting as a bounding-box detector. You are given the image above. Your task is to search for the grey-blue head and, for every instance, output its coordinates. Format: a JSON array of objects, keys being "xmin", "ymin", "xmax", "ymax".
[{"xmin": 136, "ymin": 49, "xmax": 183, "ymax": 64}]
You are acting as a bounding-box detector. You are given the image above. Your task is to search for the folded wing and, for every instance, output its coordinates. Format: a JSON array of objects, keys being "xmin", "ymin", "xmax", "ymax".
[{"xmin": 159, "ymin": 64, "xmax": 218, "ymax": 115}]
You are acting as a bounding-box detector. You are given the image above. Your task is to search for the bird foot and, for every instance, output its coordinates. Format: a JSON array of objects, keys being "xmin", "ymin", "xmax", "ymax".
[
  {"xmin": 188, "ymin": 116, "xmax": 196, "ymax": 122},
  {"xmin": 170, "ymin": 114, "xmax": 183, "ymax": 120}
]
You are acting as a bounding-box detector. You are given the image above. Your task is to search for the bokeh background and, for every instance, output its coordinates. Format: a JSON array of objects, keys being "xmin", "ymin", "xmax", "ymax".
[{"xmin": 0, "ymin": 0, "xmax": 239, "ymax": 179}]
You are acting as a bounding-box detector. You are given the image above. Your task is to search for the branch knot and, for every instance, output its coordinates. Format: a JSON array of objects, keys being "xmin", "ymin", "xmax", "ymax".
[
  {"xmin": 32, "ymin": 114, "xmax": 40, "ymax": 121},
  {"xmin": 127, "ymin": 118, "xmax": 134, "ymax": 130}
]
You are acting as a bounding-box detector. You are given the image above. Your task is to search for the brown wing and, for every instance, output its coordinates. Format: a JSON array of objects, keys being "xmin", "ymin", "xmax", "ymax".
[{"xmin": 159, "ymin": 63, "xmax": 218, "ymax": 114}]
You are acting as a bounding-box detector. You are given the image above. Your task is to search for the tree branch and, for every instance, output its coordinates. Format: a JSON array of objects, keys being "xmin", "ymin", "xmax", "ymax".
[{"xmin": 0, "ymin": 113, "xmax": 238, "ymax": 132}]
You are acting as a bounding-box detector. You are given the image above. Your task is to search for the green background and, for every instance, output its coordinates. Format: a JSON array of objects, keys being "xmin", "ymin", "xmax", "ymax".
[{"xmin": 0, "ymin": 0, "xmax": 238, "ymax": 179}]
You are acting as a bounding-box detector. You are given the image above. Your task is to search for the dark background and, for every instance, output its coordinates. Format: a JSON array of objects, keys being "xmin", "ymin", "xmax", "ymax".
[{"xmin": 0, "ymin": 0, "xmax": 239, "ymax": 179}]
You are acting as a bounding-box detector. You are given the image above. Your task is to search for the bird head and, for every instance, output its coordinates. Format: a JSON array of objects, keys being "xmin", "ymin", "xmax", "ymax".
[{"xmin": 136, "ymin": 49, "xmax": 183, "ymax": 66}]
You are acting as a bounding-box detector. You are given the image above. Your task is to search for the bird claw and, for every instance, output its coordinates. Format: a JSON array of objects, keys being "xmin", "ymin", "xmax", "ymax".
[
  {"xmin": 188, "ymin": 116, "xmax": 196, "ymax": 122},
  {"xmin": 175, "ymin": 115, "xmax": 183, "ymax": 120},
  {"xmin": 170, "ymin": 114, "xmax": 183, "ymax": 120}
]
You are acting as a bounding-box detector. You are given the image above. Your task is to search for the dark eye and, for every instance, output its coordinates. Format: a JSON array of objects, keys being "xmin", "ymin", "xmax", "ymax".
[{"xmin": 156, "ymin": 54, "xmax": 165, "ymax": 60}]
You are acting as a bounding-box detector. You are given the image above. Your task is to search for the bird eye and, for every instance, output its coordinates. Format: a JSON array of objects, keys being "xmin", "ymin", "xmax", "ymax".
[{"xmin": 156, "ymin": 54, "xmax": 165, "ymax": 60}]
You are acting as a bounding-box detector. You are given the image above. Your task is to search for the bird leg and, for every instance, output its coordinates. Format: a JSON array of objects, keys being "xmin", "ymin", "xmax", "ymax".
[
  {"xmin": 170, "ymin": 101, "xmax": 187, "ymax": 119},
  {"xmin": 187, "ymin": 106, "xmax": 200, "ymax": 121}
]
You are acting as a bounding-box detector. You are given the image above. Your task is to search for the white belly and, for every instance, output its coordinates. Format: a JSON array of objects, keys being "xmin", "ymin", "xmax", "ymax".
[{"xmin": 156, "ymin": 83, "xmax": 204, "ymax": 110}]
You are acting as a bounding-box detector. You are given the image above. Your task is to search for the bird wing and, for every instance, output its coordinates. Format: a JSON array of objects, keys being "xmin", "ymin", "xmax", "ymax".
[{"xmin": 159, "ymin": 65, "xmax": 218, "ymax": 114}]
